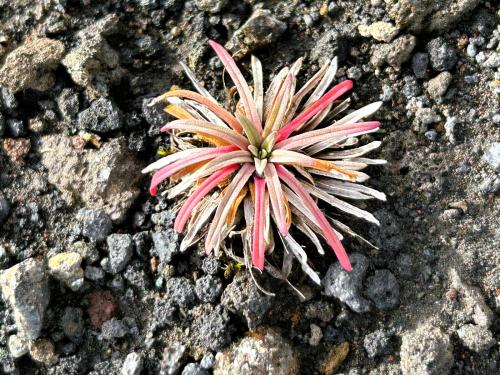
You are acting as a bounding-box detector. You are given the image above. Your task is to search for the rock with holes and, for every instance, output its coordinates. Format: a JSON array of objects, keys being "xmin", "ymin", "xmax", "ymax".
[{"xmin": 214, "ymin": 328, "xmax": 298, "ymax": 375}]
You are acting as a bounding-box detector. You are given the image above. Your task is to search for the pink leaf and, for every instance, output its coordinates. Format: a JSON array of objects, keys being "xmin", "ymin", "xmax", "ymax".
[
  {"xmin": 276, "ymin": 80, "xmax": 353, "ymax": 142},
  {"xmin": 149, "ymin": 145, "xmax": 238, "ymax": 196},
  {"xmin": 208, "ymin": 40, "xmax": 262, "ymax": 133},
  {"xmin": 174, "ymin": 164, "xmax": 240, "ymax": 232},
  {"xmin": 275, "ymin": 165, "xmax": 352, "ymax": 272},
  {"xmin": 252, "ymin": 176, "xmax": 266, "ymax": 270}
]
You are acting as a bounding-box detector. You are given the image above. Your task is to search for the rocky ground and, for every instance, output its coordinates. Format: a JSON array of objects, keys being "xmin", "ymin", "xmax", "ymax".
[{"xmin": 0, "ymin": 0, "xmax": 498, "ymax": 374}]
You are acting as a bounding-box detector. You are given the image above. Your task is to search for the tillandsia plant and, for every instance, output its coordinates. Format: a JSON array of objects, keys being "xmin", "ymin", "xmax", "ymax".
[{"xmin": 143, "ymin": 40, "xmax": 386, "ymax": 291}]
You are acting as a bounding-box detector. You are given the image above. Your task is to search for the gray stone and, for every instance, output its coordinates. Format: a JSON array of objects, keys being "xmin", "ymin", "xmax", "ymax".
[
  {"xmin": 194, "ymin": 306, "xmax": 232, "ymax": 351},
  {"xmin": 77, "ymin": 98, "xmax": 122, "ymax": 133},
  {"xmin": 308, "ymin": 324, "xmax": 323, "ymax": 346},
  {"xmin": 195, "ymin": 0, "xmax": 228, "ymax": 14},
  {"xmin": 152, "ymin": 230, "xmax": 179, "ymax": 264},
  {"xmin": 226, "ymin": 9, "xmax": 287, "ymax": 59},
  {"xmin": 48, "ymin": 252, "xmax": 84, "ymax": 291},
  {"xmin": 84, "ymin": 266, "xmax": 106, "ymax": 281},
  {"xmin": 0, "ymin": 259, "xmax": 50, "ymax": 340},
  {"xmin": 380, "ymin": 84, "xmax": 394, "ymax": 102},
  {"xmin": 182, "ymin": 363, "xmax": 209, "ymax": 375},
  {"xmin": 7, "ymin": 334, "xmax": 28, "ymax": 358},
  {"xmin": 101, "ymin": 318, "xmax": 129, "ymax": 340},
  {"xmin": 456, "ymin": 324, "xmax": 495, "ymax": 353},
  {"xmin": 363, "ymin": 329, "xmax": 391, "ymax": 358},
  {"xmin": 482, "ymin": 52, "xmax": 500, "ymax": 68},
  {"xmin": 61, "ymin": 307, "xmax": 84, "ymax": 344},
  {"xmin": 310, "ymin": 30, "xmax": 344, "ymax": 65},
  {"xmin": 62, "ymin": 14, "xmax": 125, "ymax": 99},
  {"xmin": 427, "ymin": 72, "xmax": 453, "ymax": 99},
  {"xmin": 57, "ymin": 88, "xmax": 79, "ymax": 118},
  {"xmin": 200, "ymin": 353, "xmax": 215, "ymax": 369},
  {"xmin": 0, "ymin": 347, "xmax": 16, "ymax": 373},
  {"xmin": 0, "ymin": 38, "xmax": 65, "ymax": 92},
  {"xmin": 347, "ymin": 66, "xmax": 362, "ymax": 80},
  {"xmin": 323, "ymin": 253, "xmax": 371, "ymax": 313},
  {"xmin": 450, "ymin": 269, "xmax": 494, "ymax": 327},
  {"xmin": 412, "ymin": 53, "xmax": 429, "ymax": 78},
  {"xmin": 106, "ymin": 234, "xmax": 133, "ymax": 274},
  {"xmin": 6, "ymin": 119, "xmax": 25, "ymax": 137},
  {"xmin": 195, "ymin": 275, "xmax": 223, "ymax": 303},
  {"xmin": 427, "ymin": 38, "xmax": 458, "ymax": 72},
  {"xmin": 201, "ymin": 256, "xmax": 220, "ymax": 275},
  {"xmin": 412, "ymin": 108, "xmax": 442, "ymax": 134},
  {"xmin": 77, "ymin": 209, "xmax": 113, "ymax": 242},
  {"xmin": 0, "ymin": 196, "xmax": 9, "ymax": 224},
  {"xmin": 402, "ymin": 75, "xmax": 422, "ymax": 98},
  {"xmin": 0, "ymin": 87, "xmax": 18, "ymax": 113},
  {"xmin": 484, "ymin": 143, "xmax": 500, "ymax": 172},
  {"xmin": 365, "ymin": 270, "xmax": 400, "ymax": 310},
  {"xmin": 221, "ymin": 273, "xmax": 273, "ymax": 330},
  {"xmin": 121, "ymin": 352, "xmax": 143, "ymax": 375},
  {"xmin": 40, "ymin": 136, "xmax": 142, "ymax": 222},
  {"xmin": 166, "ymin": 277, "xmax": 196, "ymax": 309},
  {"xmin": 213, "ymin": 328, "xmax": 298, "ymax": 375},
  {"xmin": 371, "ymin": 35, "xmax": 416, "ymax": 69},
  {"xmin": 358, "ymin": 22, "xmax": 399, "ymax": 43},
  {"xmin": 160, "ymin": 343, "xmax": 186, "ymax": 375},
  {"xmin": 400, "ymin": 323, "xmax": 453, "ymax": 375},
  {"xmin": 29, "ymin": 339, "xmax": 58, "ymax": 366},
  {"xmin": 387, "ymin": 0, "xmax": 481, "ymax": 34},
  {"xmin": 142, "ymin": 98, "xmax": 169, "ymax": 127},
  {"xmin": 304, "ymin": 300, "xmax": 335, "ymax": 322}
]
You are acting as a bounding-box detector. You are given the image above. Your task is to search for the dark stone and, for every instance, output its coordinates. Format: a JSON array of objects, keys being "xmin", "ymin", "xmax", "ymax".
[
  {"xmin": 427, "ymin": 37, "xmax": 458, "ymax": 71},
  {"xmin": 195, "ymin": 275, "xmax": 223, "ymax": 303},
  {"xmin": 411, "ymin": 52, "xmax": 429, "ymax": 78},
  {"xmin": 152, "ymin": 230, "xmax": 179, "ymax": 264},
  {"xmin": 6, "ymin": 119, "xmax": 25, "ymax": 137},
  {"xmin": 365, "ymin": 270, "xmax": 400, "ymax": 310},
  {"xmin": 201, "ymin": 256, "xmax": 221, "ymax": 275},
  {"xmin": 166, "ymin": 277, "xmax": 196, "ymax": 308},
  {"xmin": 77, "ymin": 98, "xmax": 122, "ymax": 133},
  {"xmin": 57, "ymin": 88, "xmax": 80, "ymax": 118},
  {"xmin": 77, "ymin": 209, "xmax": 113, "ymax": 242},
  {"xmin": 142, "ymin": 98, "xmax": 168, "ymax": 127},
  {"xmin": 100, "ymin": 318, "xmax": 128, "ymax": 340},
  {"xmin": 0, "ymin": 196, "xmax": 10, "ymax": 223},
  {"xmin": 323, "ymin": 253, "xmax": 371, "ymax": 313},
  {"xmin": 106, "ymin": 233, "xmax": 133, "ymax": 274}
]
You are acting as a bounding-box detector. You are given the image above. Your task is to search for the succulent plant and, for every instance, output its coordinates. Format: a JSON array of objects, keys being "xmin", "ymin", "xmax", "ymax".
[{"xmin": 143, "ymin": 40, "xmax": 385, "ymax": 290}]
